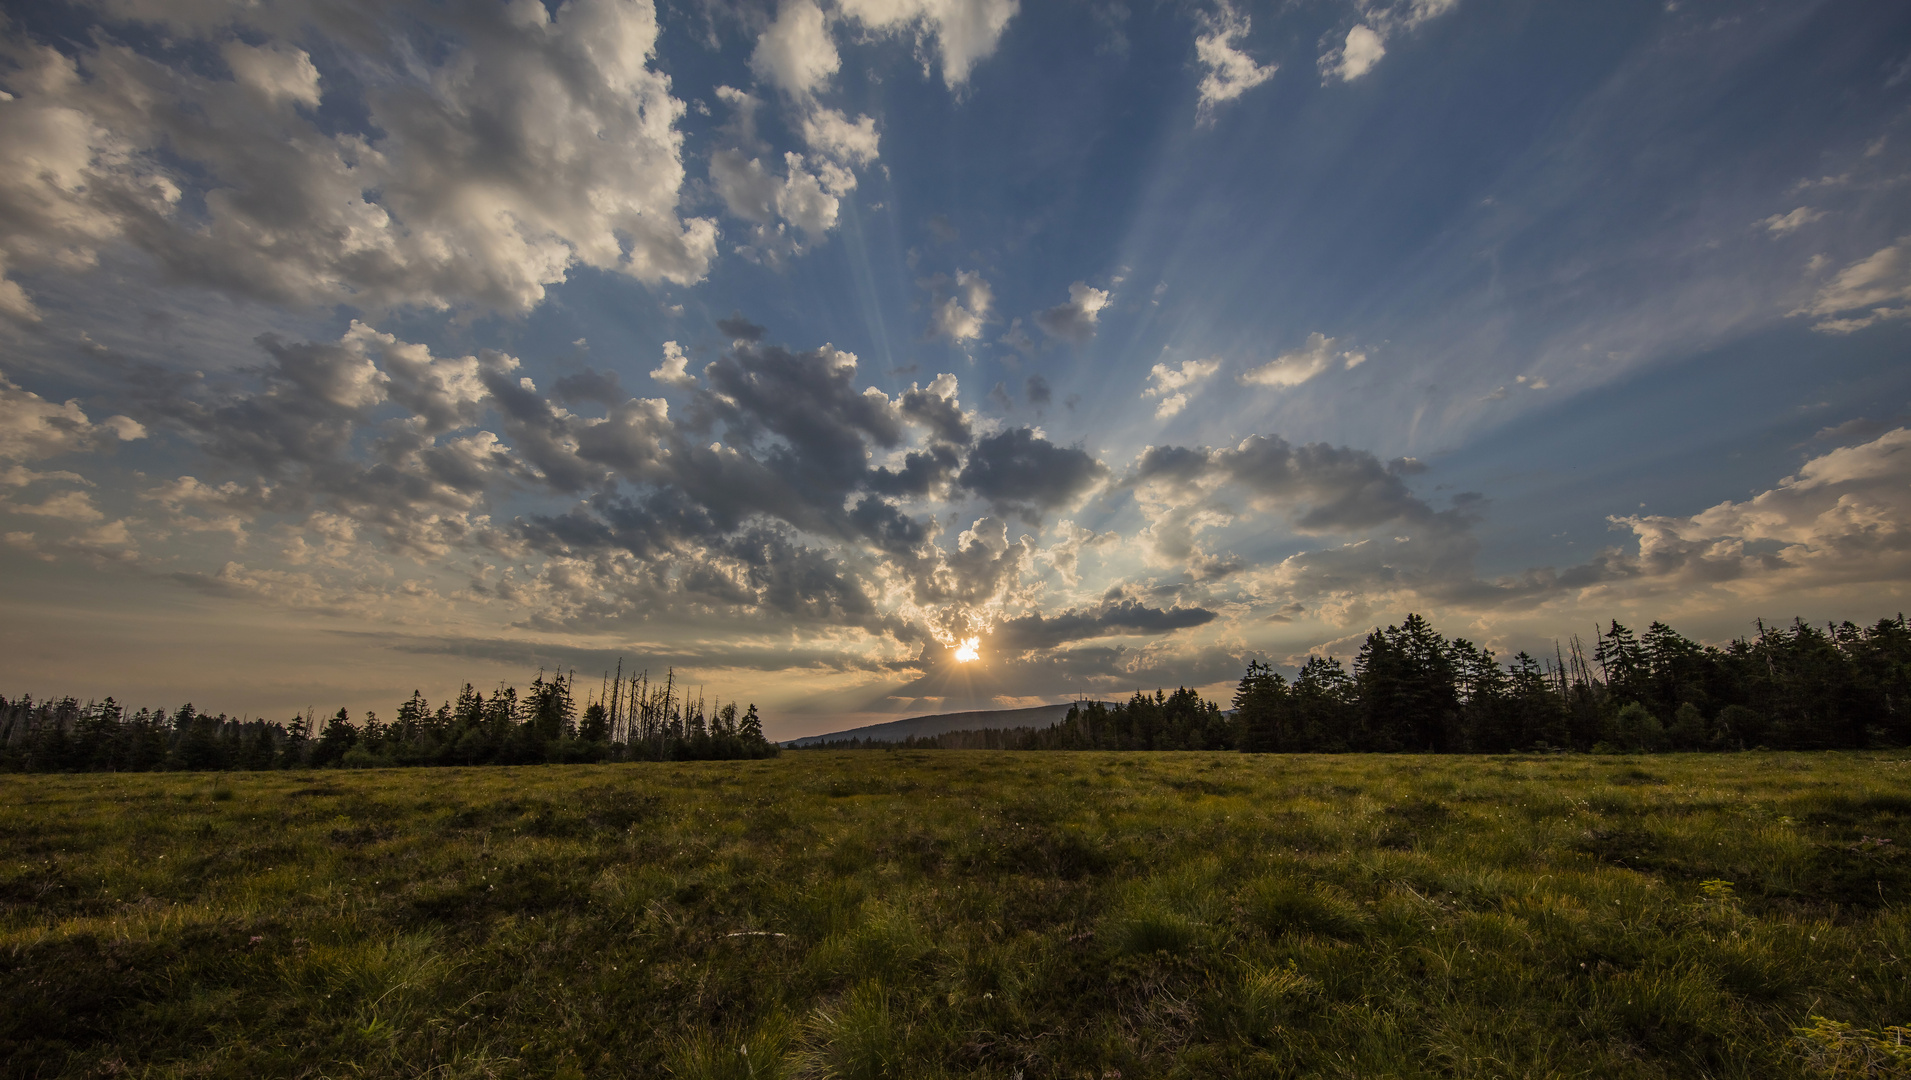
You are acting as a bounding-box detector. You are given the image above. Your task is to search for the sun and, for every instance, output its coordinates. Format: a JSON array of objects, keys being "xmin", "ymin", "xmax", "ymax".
[{"xmin": 953, "ymin": 636, "xmax": 980, "ymax": 663}]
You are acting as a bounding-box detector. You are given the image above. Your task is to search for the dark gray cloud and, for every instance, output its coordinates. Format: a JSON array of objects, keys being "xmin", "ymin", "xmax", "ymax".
[
  {"xmin": 716, "ymin": 526, "xmax": 882, "ymax": 623},
  {"xmin": 551, "ymin": 368, "xmax": 626, "ymax": 407},
  {"xmin": 717, "ymin": 314, "xmax": 768, "ymax": 342},
  {"xmin": 958, "ymin": 428, "xmax": 1108, "ymax": 521},
  {"xmin": 476, "ymin": 359, "xmax": 606, "ymax": 494},
  {"xmin": 993, "ymin": 601, "xmax": 1219, "ymax": 653},
  {"xmin": 867, "ymin": 443, "xmax": 961, "ymax": 498},
  {"xmin": 1222, "ymin": 436, "xmax": 1430, "ymax": 532},
  {"xmin": 1025, "ymin": 374, "xmax": 1052, "ymax": 407},
  {"xmin": 1135, "ymin": 434, "xmax": 1433, "ymax": 533},
  {"xmin": 898, "ymin": 380, "xmax": 972, "ymax": 445}
]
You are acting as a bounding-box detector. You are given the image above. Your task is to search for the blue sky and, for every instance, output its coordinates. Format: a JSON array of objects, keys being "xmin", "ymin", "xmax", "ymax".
[{"xmin": 1, "ymin": 0, "xmax": 1907, "ymax": 736}]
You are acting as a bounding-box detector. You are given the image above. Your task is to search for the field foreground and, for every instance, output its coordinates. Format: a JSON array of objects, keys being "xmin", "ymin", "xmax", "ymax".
[{"xmin": 3, "ymin": 753, "xmax": 1909, "ymax": 1079}]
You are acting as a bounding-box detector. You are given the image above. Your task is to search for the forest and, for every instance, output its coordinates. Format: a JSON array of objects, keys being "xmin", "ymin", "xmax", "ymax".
[
  {"xmin": 0, "ymin": 667, "xmax": 776, "ymax": 772},
  {"xmin": 807, "ymin": 614, "xmax": 1911, "ymax": 753}
]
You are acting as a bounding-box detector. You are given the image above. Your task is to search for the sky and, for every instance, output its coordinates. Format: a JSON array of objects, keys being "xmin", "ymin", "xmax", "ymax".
[{"xmin": 1, "ymin": 0, "xmax": 1908, "ymax": 738}]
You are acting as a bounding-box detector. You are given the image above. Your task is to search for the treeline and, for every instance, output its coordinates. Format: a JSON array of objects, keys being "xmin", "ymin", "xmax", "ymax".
[
  {"xmin": 0, "ymin": 666, "xmax": 776, "ymax": 773},
  {"xmin": 1237, "ymin": 613, "xmax": 1911, "ymax": 753},
  {"xmin": 815, "ymin": 614, "xmax": 1911, "ymax": 754}
]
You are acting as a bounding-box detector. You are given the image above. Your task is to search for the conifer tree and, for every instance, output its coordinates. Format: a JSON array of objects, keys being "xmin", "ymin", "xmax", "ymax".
[{"xmin": 313, "ymin": 708, "xmax": 357, "ymax": 767}]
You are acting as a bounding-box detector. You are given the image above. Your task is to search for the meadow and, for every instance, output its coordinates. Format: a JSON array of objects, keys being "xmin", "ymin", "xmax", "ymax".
[{"xmin": 2, "ymin": 752, "xmax": 1908, "ymax": 1079}]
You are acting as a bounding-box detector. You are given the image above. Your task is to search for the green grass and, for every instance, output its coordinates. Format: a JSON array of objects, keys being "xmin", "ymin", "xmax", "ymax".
[{"xmin": 3, "ymin": 752, "xmax": 1909, "ymax": 1078}]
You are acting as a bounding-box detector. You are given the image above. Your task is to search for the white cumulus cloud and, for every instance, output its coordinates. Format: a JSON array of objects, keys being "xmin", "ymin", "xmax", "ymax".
[
  {"xmin": 1194, "ymin": 1, "xmax": 1276, "ymax": 121},
  {"xmin": 751, "ymin": 0, "xmax": 841, "ymax": 98},
  {"xmin": 1607, "ymin": 427, "xmax": 1911, "ymax": 596},
  {"xmin": 800, "ymin": 107, "xmax": 881, "ymax": 166},
  {"xmin": 1326, "ymin": 25, "xmax": 1385, "ymax": 81},
  {"xmin": 1318, "ymin": 0, "xmax": 1460, "ymax": 84},
  {"xmin": 1240, "ymin": 332, "xmax": 1362, "ymax": 388},
  {"xmin": 1143, "ymin": 357, "xmax": 1221, "ymax": 418},
  {"xmin": 650, "ymin": 341, "xmax": 698, "ymax": 387},
  {"xmin": 836, "ymin": 0, "xmax": 1020, "ymax": 88},
  {"xmin": 0, "ymin": 0, "xmax": 718, "ymax": 320},
  {"xmin": 927, "ymin": 269, "xmax": 994, "ymax": 341},
  {"xmin": 1034, "ymin": 281, "xmax": 1111, "ymax": 343}
]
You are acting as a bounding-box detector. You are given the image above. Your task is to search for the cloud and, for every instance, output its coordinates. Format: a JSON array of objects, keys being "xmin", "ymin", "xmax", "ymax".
[
  {"xmin": 1024, "ymin": 374, "xmax": 1052, "ymax": 407},
  {"xmin": 551, "ymin": 368, "xmax": 627, "ymax": 408},
  {"xmin": 799, "ymin": 108, "xmax": 881, "ymax": 166},
  {"xmin": 1172, "ymin": 435, "xmax": 1434, "ymax": 532},
  {"xmin": 1037, "ymin": 518, "xmax": 1112, "ymax": 586},
  {"xmin": 650, "ymin": 341, "xmax": 699, "ymax": 388},
  {"xmin": 0, "ymin": 372, "xmax": 145, "ymax": 462},
  {"xmin": 345, "ymin": 323, "xmax": 486, "ymax": 435},
  {"xmin": 992, "ymin": 600, "xmax": 1218, "ymax": 653},
  {"xmin": 5, "ymin": 490, "xmax": 105, "ymax": 522},
  {"xmin": 1812, "ymin": 417, "xmax": 1892, "ymax": 443},
  {"xmin": 1792, "ymin": 236, "xmax": 1911, "ymax": 333},
  {"xmin": 709, "ymin": 143, "xmax": 850, "ymax": 261},
  {"xmin": 775, "ymin": 153, "xmax": 844, "ymax": 237},
  {"xmin": 733, "ymin": 6, "xmax": 879, "ymax": 251},
  {"xmin": 220, "ymin": 40, "xmax": 322, "ymax": 109},
  {"xmin": 1153, "ymin": 394, "xmax": 1194, "ymax": 419},
  {"xmin": 924, "ymin": 269, "xmax": 994, "ymax": 341},
  {"xmin": 1760, "ymin": 206, "xmax": 1825, "ymax": 235},
  {"xmin": 751, "ymin": 0, "xmax": 841, "ymax": 98},
  {"xmin": 998, "ymin": 318, "xmax": 1037, "ymax": 357},
  {"xmin": 0, "ymin": 0, "xmax": 718, "ymax": 317},
  {"xmin": 0, "ymin": 318, "xmax": 1127, "ymax": 671},
  {"xmin": 1033, "ymin": 281, "xmax": 1111, "ymax": 343},
  {"xmin": 1212, "ymin": 426, "xmax": 1911, "ymax": 622},
  {"xmin": 836, "ymin": 0, "xmax": 1021, "ymax": 88},
  {"xmin": 1325, "ymin": 25, "xmax": 1386, "ymax": 81},
  {"xmin": 1318, "ymin": 0, "xmax": 1460, "ymax": 85},
  {"xmin": 1143, "ymin": 356, "xmax": 1220, "ymax": 418},
  {"xmin": 710, "ymin": 147, "xmax": 781, "ymax": 225},
  {"xmin": 898, "ymin": 373, "xmax": 973, "ymax": 445},
  {"xmin": 1194, "ymin": 1, "xmax": 1276, "ymax": 121},
  {"xmin": 1590, "ymin": 427, "xmax": 1911, "ymax": 597},
  {"xmin": 1240, "ymin": 332, "xmax": 1362, "ymax": 388},
  {"xmin": 958, "ymin": 428, "xmax": 1108, "ymax": 521},
  {"xmin": 718, "ymin": 314, "xmax": 770, "ymax": 342},
  {"xmin": 1119, "ymin": 431, "xmax": 1448, "ymax": 587}
]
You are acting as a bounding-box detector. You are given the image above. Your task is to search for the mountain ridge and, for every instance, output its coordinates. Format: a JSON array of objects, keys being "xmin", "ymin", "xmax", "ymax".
[{"xmin": 783, "ymin": 702, "xmax": 1105, "ymax": 747}]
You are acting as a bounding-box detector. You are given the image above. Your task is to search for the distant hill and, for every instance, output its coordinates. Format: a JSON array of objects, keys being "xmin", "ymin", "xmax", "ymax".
[{"xmin": 784, "ymin": 702, "xmax": 1102, "ymax": 747}]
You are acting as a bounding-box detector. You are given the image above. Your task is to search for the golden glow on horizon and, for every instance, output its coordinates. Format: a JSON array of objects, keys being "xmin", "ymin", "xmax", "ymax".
[{"xmin": 954, "ymin": 636, "xmax": 980, "ymax": 663}]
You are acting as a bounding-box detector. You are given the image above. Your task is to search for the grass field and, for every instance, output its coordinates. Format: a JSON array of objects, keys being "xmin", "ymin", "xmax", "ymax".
[{"xmin": 3, "ymin": 752, "xmax": 1909, "ymax": 1079}]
